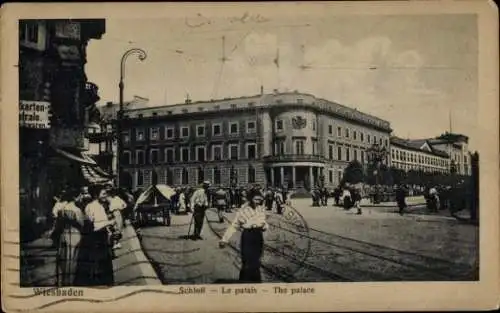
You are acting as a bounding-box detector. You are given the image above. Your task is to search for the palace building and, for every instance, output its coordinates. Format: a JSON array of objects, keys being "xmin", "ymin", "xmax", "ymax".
[
  {"xmin": 118, "ymin": 90, "xmax": 392, "ymax": 191},
  {"xmin": 389, "ymin": 133, "xmax": 472, "ymax": 175}
]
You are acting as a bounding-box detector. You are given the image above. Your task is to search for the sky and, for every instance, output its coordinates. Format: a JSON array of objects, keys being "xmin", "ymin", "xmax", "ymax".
[{"xmin": 86, "ymin": 13, "xmax": 478, "ymax": 150}]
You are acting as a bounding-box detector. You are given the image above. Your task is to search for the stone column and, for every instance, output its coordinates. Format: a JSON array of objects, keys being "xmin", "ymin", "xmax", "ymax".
[
  {"xmin": 309, "ymin": 166, "xmax": 314, "ymax": 189},
  {"xmin": 280, "ymin": 167, "xmax": 285, "ymax": 187},
  {"xmin": 292, "ymin": 166, "xmax": 296, "ymax": 188},
  {"xmin": 270, "ymin": 167, "xmax": 275, "ymax": 187}
]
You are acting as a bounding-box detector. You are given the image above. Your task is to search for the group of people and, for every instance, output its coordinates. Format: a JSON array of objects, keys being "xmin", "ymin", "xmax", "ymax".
[{"xmin": 49, "ymin": 183, "xmax": 133, "ymax": 286}]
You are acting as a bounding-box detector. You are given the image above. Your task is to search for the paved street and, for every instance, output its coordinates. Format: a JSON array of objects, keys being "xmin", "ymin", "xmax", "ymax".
[{"xmin": 138, "ymin": 199, "xmax": 479, "ymax": 283}]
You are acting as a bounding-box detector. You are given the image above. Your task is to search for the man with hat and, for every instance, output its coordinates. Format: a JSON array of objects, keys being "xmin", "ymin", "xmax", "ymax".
[
  {"xmin": 219, "ymin": 186, "xmax": 268, "ymax": 283},
  {"xmin": 190, "ymin": 181, "xmax": 211, "ymax": 240},
  {"xmin": 214, "ymin": 186, "xmax": 229, "ymax": 223}
]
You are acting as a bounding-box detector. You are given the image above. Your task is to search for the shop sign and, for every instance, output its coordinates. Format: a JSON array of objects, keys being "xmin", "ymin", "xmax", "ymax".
[{"xmin": 19, "ymin": 100, "xmax": 51, "ymax": 129}]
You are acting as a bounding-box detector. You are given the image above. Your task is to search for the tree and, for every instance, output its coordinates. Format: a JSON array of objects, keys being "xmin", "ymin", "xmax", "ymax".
[{"xmin": 342, "ymin": 160, "xmax": 365, "ymax": 185}]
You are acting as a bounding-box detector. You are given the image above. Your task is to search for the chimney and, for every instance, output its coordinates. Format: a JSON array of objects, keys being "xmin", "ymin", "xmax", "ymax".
[
  {"xmin": 185, "ymin": 93, "xmax": 191, "ymax": 104},
  {"xmin": 260, "ymin": 85, "xmax": 264, "ymax": 95}
]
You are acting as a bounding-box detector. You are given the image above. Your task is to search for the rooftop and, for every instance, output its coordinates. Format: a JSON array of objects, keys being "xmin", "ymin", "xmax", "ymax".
[
  {"xmin": 390, "ymin": 136, "xmax": 449, "ymax": 158},
  {"xmin": 121, "ymin": 91, "xmax": 391, "ymax": 131}
]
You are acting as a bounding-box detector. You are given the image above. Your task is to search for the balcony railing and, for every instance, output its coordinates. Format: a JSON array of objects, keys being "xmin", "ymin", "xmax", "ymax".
[{"xmin": 263, "ymin": 154, "xmax": 326, "ymax": 163}]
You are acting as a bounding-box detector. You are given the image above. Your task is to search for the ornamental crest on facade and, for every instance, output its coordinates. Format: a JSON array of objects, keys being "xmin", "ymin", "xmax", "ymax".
[{"xmin": 292, "ymin": 116, "xmax": 307, "ymax": 129}]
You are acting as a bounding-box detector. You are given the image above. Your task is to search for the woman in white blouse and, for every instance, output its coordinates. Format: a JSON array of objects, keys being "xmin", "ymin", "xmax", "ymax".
[{"xmin": 219, "ymin": 187, "xmax": 268, "ymax": 283}]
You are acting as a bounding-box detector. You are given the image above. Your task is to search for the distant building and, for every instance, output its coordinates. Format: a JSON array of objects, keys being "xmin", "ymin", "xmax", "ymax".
[
  {"xmin": 86, "ymin": 96, "xmax": 150, "ymax": 176},
  {"xmin": 118, "ymin": 90, "xmax": 392, "ymax": 191},
  {"xmin": 389, "ymin": 132, "xmax": 472, "ymax": 175}
]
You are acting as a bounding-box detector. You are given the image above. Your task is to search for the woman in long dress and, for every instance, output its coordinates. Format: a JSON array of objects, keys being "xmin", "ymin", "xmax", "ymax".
[
  {"xmin": 219, "ymin": 187, "xmax": 268, "ymax": 283},
  {"xmin": 50, "ymin": 188, "xmax": 85, "ymax": 286},
  {"xmin": 77, "ymin": 185, "xmax": 114, "ymax": 286}
]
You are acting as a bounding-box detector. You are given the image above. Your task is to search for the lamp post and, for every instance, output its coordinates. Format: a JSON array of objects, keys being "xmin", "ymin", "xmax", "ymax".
[
  {"xmin": 116, "ymin": 48, "xmax": 147, "ymax": 188},
  {"xmin": 366, "ymin": 143, "xmax": 388, "ymax": 203}
]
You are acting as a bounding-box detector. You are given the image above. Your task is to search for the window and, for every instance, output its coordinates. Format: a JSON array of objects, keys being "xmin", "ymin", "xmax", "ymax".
[
  {"xmin": 166, "ymin": 168, "xmax": 174, "ymax": 185},
  {"xmin": 312, "ymin": 121, "xmax": 316, "ymax": 131},
  {"xmin": 212, "ymin": 145, "xmax": 222, "ymax": 161},
  {"xmin": 276, "ymin": 120, "xmax": 284, "ymax": 131},
  {"xmin": 275, "ymin": 141, "xmax": 285, "ymax": 155},
  {"xmin": 373, "ymin": 136, "xmax": 377, "ymax": 144},
  {"xmin": 136, "ymin": 129, "xmax": 145, "ymax": 141},
  {"xmin": 150, "ymin": 149, "xmax": 159, "ymax": 164},
  {"xmin": 346, "ymin": 148, "xmax": 350, "ymax": 161},
  {"xmin": 181, "ymin": 147, "xmax": 190, "ymax": 162},
  {"xmin": 181, "ymin": 168, "xmax": 189, "ymax": 185},
  {"xmin": 312, "ymin": 141, "xmax": 318, "ymax": 155},
  {"xmin": 196, "ymin": 146, "xmax": 206, "ymax": 162},
  {"xmin": 196, "ymin": 124, "xmax": 205, "ymax": 137},
  {"xmin": 137, "ymin": 170, "xmax": 144, "ymax": 186},
  {"xmin": 27, "ymin": 23, "xmax": 39, "ymax": 42},
  {"xmin": 247, "ymin": 143, "xmax": 256, "ymax": 159},
  {"xmin": 123, "ymin": 131, "xmax": 130, "ymax": 144},
  {"xmin": 150, "ymin": 128, "xmax": 160, "ymax": 141},
  {"xmin": 165, "ymin": 148, "xmax": 174, "ymax": 163},
  {"xmin": 165, "ymin": 127, "xmax": 174, "ymax": 139},
  {"xmin": 213, "ymin": 167, "xmax": 221, "ymax": 185},
  {"xmin": 248, "ymin": 166, "xmax": 256, "ymax": 183},
  {"xmin": 337, "ymin": 126, "xmax": 342, "ymax": 137},
  {"xmin": 379, "ymin": 138, "xmax": 383, "ymax": 145},
  {"xmin": 295, "ymin": 141, "xmax": 305, "ymax": 155},
  {"xmin": 136, "ymin": 150, "xmax": 145, "ymax": 165},
  {"xmin": 297, "ymin": 98, "xmax": 304, "ymax": 104},
  {"xmin": 361, "ymin": 151, "xmax": 365, "ymax": 163},
  {"xmin": 229, "ymin": 144, "xmax": 239, "ymax": 160},
  {"xmin": 122, "ymin": 151, "xmax": 131, "ymax": 166},
  {"xmin": 367, "ymin": 134, "xmax": 371, "ymax": 143},
  {"xmin": 230, "ymin": 122, "xmax": 239, "ymax": 134},
  {"xmin": 385, "ymin": 139, "xmax": 388, "ymax": 146},
  {"xmin": 197, "ymin": 167, "xmax": 205, "ymax": 184},
  {"xmin": 247, "ymin": 121, "xmax": 256, "ymax": 133},
  {"xmin": 328, "ymin": 125, "xmax": 333, "ymax": 135},
  {"xmin": 345, "ymin": 128, "xmax": 349, "ymax": 138},
  {"xmin": 329, "ymin": 170, "xmax": 333, "ymax": 183},
  {"xmin": 212, "ymin": 123, "xmax": 222, "ymax": 136},
  {"xmin": 181, "ymin": 126, "xmax": 189, "ymax": 138},
  {"xmin": 353, "ymin": 131, "xmax": 357, "ymax": 140},
  {"xmin": 337, "ymin": 147, "xmax": 342, "ymax": 160},
  {"xmin": 360, "ymin": 132, "xmax": 364, "ymax": 142},
  {"xmin": 328, "ymin": 145, "xmax": 334, "ymax": 159},
  {"xmin": 354, "ymin": 149, "xmax": 358, "ymax": 160}
]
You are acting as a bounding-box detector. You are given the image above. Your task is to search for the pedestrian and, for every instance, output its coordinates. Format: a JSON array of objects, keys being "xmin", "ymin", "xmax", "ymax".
[
  {"xmin": 395, "ymin": 184, "xmax": 407, "ymax": 215},
  {"xmin": 49, "ymin": 188, "xmax": 85, "ymax": 286},
  {"xmin": 426, "ymin": 187, "xmax": 440, "ymax": 213},
  {"xmin": 179, "ymin": 188, "xmax": 187, "ymax": 214},
  {"xmin": 333, "ymin": 186, "xmax": 341, "ymax": 206},
  {"xmin": 351, "ymin": 185, "xmax": 363, "ymax": 215},
  {"xmin": 219, "ymin": 187, "xmax": 268, "ymax": 283},
  {"xmin": 190, "ymin": 181, "xmax": 210, "ymax": 240},
  {"xmin": 264, "ymin": 188, "xmax": 274, "ymax": 211},
  {"xmin": 107, "ymin": 185, "xmax": 126, "ymax": 250},
  {"xmin": 341, "ymin": 186, "xmax": 352, "ymax": 210},
  {"xmin": 77, "ymin": 185, "xmax": 114, "ymax": 286},
  {"xmin": 275, "ymin": 188, "xmax": 284, "ymax": 215},
  {"xmin": 214, "ymin": 187, "xmax": 228, "ymax": 223}
]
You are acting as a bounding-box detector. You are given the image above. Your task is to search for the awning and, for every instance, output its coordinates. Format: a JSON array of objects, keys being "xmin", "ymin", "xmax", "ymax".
[
  {"xmin": 81, "ymin": 164, "xmax": 113, "ymax": 185},
  {"xmin": 54, "ymin": 147, "xmax": 97, "ymax": 166}
]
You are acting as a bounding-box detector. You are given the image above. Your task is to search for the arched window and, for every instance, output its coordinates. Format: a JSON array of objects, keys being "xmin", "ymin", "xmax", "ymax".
[
  {"xmin": 198, "ymin": 167, "xmax": 204, "ymax": 184},
  {"xmin": 182, "ymin": 168, "xmax": 189, "ymax": 185},
  {"xmin": 213, "ymin": 167, "xmax": 221, "ymax": 185},
  {"xmin": 248, "ymin": 166, "xmax": 256, "ymax": 183},
  {"xmin": 166, "ymin": 168, "xmax": 174, "ymax": 185}
]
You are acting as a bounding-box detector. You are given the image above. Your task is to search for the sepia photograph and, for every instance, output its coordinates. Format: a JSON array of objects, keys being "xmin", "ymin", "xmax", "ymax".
[{"xmin": 2, "ymin": 1, "xmax": 499, "ymax": 312}]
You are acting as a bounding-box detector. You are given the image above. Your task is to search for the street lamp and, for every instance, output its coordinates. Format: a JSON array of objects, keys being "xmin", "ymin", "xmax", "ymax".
[{"xmin": 116, "ymin": 48, "xmax": 147, "ymax": 188}]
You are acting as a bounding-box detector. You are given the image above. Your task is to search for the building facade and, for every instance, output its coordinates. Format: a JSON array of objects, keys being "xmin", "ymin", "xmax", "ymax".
[
  {"xmin": 19, "ymin": 19, "xmax": 106, "ymax": 237},
  {"xmin": 87, "ymin": 96, "xmax": 149, "ymax": 176},
  {"xmin": 119, "ymin": 91, "xmax": 392, "ymax": 191},
  {"xmin": 389, "ymin": 133, "xmax": 472, "ymax": 176},
  {"xmin": 390, "ymin": 137, "xmax": 449, "ymax": 173}
]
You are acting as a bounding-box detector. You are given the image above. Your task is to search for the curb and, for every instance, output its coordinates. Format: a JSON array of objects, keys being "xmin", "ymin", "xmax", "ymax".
[{"xmin": 118, "ymin": 221, "xmax": 162, "ymax": 285}]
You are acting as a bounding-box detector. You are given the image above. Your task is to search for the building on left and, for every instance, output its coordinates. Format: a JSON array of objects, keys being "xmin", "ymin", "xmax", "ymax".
[{"xmin": 19, "ymin": 19, "xmax": 110, "ymax": 240}]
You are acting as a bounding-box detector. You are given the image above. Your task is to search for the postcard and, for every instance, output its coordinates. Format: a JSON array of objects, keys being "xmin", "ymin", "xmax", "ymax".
[{"xmin": 1, "ymin": 1, "xmax": 499, "ymax": 312}]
